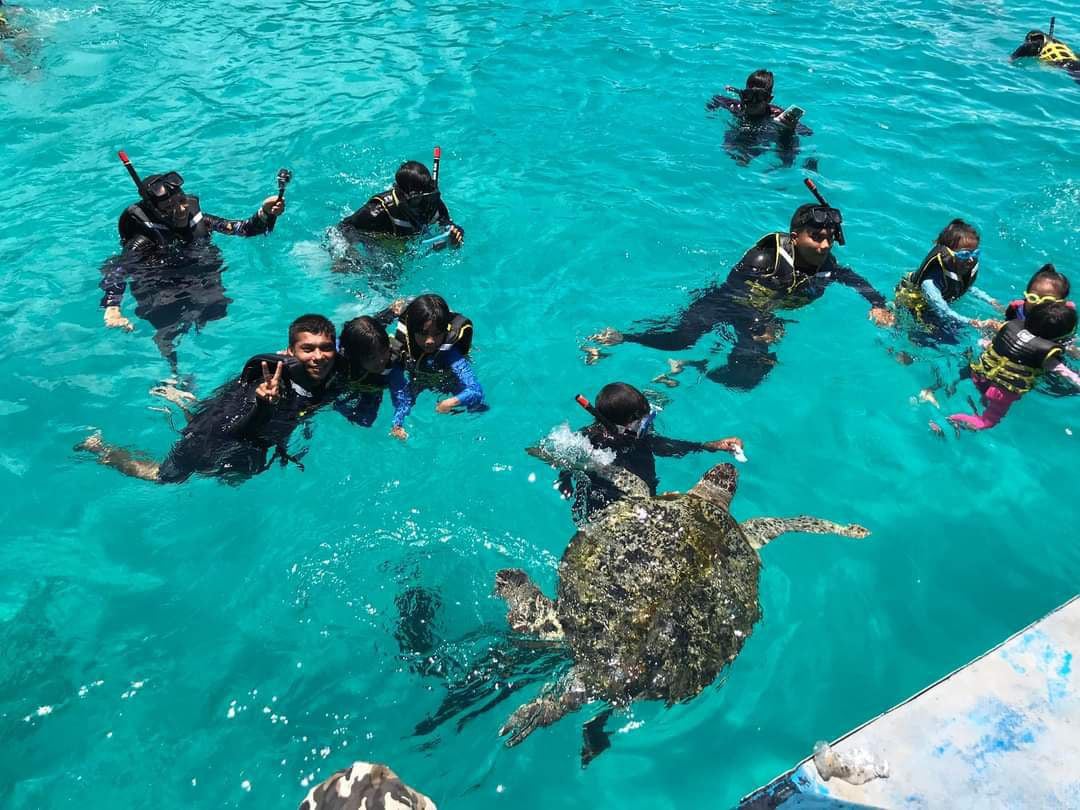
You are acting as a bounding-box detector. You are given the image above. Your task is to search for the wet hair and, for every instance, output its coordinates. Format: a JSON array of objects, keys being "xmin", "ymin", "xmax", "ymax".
[
  {"xmin": 403, "ymin": 294, "xmax": 451, "ymax": 351},
  {"xmin": 790, "ymin": 203, "xmax": 822, "ymax": 232},
  {"xmin": 1027, "ymin": 263, "xmax": 1070, "ymax": 297},
  {"xmin": 595, "ymin": 382, "xmax": 649, "ymax": 427},
  {"xmin": 340, "ymin": 316, "xmax": 390, "ymax": 377},
  {"xmin": 288, "ymin": 314, "xmax": 336, "ymax": 347},
  {"xmin": 934, "ymin": 219, "xmax": 979, "ymax": 249},
  {"xmin": 1026, "ymin": 301, "xmax": 1077, "ymax": 341},
  {"xmin": 394, "ymin": 161, "xmax": 436, "ymax": 196},
  {"xmin": 745, "ymin": 69, "xmax": 774, "ymax": 95}
]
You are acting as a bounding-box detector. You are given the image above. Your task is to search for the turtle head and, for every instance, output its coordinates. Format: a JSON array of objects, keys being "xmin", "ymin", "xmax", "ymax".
[{"xmin": 689, "ymin": 462, "xmax": 738, "ymax": 510}]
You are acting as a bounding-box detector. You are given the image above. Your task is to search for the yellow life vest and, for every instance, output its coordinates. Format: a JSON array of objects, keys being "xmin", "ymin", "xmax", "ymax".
[
  {"xmin": 894, "ymin": 276, "xmax": 927, "ymax": 317},
  {"xmin": 972, "ymin": 321, "xmax": 1063, "ymax": 394},
  {"xmin": 1040, "ymin": 39, "xmax": 1078, "ymax": 64}
]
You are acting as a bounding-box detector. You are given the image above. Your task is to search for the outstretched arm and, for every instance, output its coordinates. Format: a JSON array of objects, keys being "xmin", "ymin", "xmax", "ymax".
[
  {"xmin": 832, "ymin": 265, "xmax": 888, "ymax": 309},
  {"xmin": 740, "ymin": 516, "xmax": 869, "ymax": 550},
  {"xmin": 100, "ymin": 238, "xmax": 156, "ymax": 330},
  {"xmin": 1046, "ymin": 359, "xmax": 1080, "ymax": 389},
  {"xmin": 203, "ymin": 197, "xmax": 280, "ymax": 237}
]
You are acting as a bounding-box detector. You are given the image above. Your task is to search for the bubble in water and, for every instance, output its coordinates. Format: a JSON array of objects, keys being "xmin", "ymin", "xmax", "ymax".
[{"xmin": 541, "ymin": 423, "xmax": 617, "ymax": 466}]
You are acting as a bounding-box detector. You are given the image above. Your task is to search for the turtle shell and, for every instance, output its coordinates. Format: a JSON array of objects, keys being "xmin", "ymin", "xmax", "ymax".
[{"xmin": 555, "ymin": 494, "xmax": 762, "ymax": 704}]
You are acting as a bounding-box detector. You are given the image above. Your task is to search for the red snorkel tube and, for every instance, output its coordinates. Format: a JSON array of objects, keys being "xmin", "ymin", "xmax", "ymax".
[
  {"xmin": 575, "ymin": 394, "xmax": 620, "ymax": 435},
  {"xmin": 803, "ymin": 177, "xmax": 845, "ymax": 246},
  {"xmin": 117, "ymin": 150, "xmax": 147, "ymax": 196}
]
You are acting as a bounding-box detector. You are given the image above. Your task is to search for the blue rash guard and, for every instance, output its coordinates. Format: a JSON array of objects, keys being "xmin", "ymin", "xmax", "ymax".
[{"xmin": 397, "ymin": 346, "xmax": 485, "ymax": 423}]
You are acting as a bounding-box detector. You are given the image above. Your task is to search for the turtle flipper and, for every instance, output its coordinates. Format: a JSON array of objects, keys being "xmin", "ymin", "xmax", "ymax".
[
  {"xmin": 741, "ymin": 516, "xmax": 870, "ymax": 550},
  {"xmin": 526, "ymin": 444, "xmax": 650, "ymax": 500},
  {"xmin": 499, "ymin": 673, "xmax": 587, "ymax": 747},
  {"xmin": 494, "ymin": 568, "xmax": 563, "ymax": 639},
  {"xmin": 581, "ymin": 707, "xmax": 614, "ymax": 767}
]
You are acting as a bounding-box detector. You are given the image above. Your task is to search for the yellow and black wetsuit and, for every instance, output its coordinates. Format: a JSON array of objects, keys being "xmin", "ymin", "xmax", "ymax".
[
  {"xmin": 616, "ymin": 232, "xmax": 887, "ymax": 390},
  {"xmin": 1011, "ymin": 31, "xmax": 1080, "ymax": 81}
]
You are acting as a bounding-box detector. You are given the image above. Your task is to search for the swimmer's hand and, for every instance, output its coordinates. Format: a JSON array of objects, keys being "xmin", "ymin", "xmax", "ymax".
[
  {"xmin": 390, "ymin": 298, "xmax": 408, "ymax": 316},
  {"xmin": 436, "ymin": 396, "xmax": 460, "ymax": 414},
  {"xmin": 390, "ymin": 425, "xmax": 408, "ymax": 441},
  {"xmin": 971, "ymin": 318, "xmax": 1002, "ymax": 332},
  {"xmin": 868, "ymin": 306, "xmax": 895, "ymax": 327},
  {"xmin": 104, "ymin": 306, "xmax": 134, "ymax": 332},
  {"xmin": 260, "ymin": 195, "xmax": 286, "ymax": 218},
  {"xmin": 255, "ymin": 360, "xmax": 284, "ymax": 404},
  {"xmin": 447, "ymin": 223, "xmax": 465, "ymax": 248},
  {"xmin": 705, "ymin": 437, "xmax": 744, "ymax": 455}
]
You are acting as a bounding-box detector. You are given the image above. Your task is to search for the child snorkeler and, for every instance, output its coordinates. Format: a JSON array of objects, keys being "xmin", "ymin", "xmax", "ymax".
[
  {"xmin": 948, "ymin": 302, "xmax": 1080, "ymax": 431},
  {"xmin": 554, "ymin": 382, "xmax": 744, "ymax": 523},
  {"xmin": 395, "ymin": 293, "xmax": 485, "ymax": 419},
  {"xmin": 335, "ymin": 314, "xmax": 412, "ymax": 440},
  {"xmin": 894, "ymin": 219, "xmax": 1000, "ymax": 345}
]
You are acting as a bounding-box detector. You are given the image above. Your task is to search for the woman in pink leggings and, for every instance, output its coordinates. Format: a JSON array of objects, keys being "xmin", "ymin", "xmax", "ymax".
[{"xmin": 950, "ymin": 302, "xmax": 1080, "ymax": 430}]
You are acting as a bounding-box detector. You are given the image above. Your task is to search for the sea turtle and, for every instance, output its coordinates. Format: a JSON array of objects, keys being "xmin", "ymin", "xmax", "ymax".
[{"xmin": 495, "ymin": 448, "xmax": 869, "ymax": 760}]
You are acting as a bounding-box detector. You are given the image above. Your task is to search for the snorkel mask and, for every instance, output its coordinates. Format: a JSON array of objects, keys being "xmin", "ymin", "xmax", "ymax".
[
  {"xmin": 800, "ymin": 178, "xmax": 845, "ymax": 245},
  {"xmin": 575, "ymin": 394, "xmax": 655, "ymax": 439}
]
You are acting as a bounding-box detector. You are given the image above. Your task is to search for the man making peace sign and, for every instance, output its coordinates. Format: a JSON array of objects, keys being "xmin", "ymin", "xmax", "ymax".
[{"xmin": 77, "ymin": 315, "xmax": 338, "ymax": 484}]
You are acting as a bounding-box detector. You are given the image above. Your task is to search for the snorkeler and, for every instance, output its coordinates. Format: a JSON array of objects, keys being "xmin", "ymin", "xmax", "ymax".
[
  {"xmin": 334, "ymin": 153, "xmax": 464, "ymax": 271},
  {"xmin": 948, "ymin": 302, "xmax": 1080, "ymax": 431},
  {"xmin": 99, "ymin": 152, "xmax": 288, "ymax": 375},
  {"xmin": 391, "ymin": 294, "xmax": 484, "ymax": 424},
  {"xmin": 0, "ymin": 1, "xmax": 38, "ymax": 75},
  {"xmin": 77, "ymin": 315, "xmax": 337, "ymax": 483},
  {"xmin": 587, "ymin": 182, "xmax": 894, "ymax": 390},
  {"xmin": 894, "ymin": 219, "xmax": 1000, "ymax": 344},
  {"xmin": 706, "ymin": 69, "xmax": 813, "ymax": 168},
  {"xmin": 334, "ymin": 313, "xmax": 412, "ymax": 440},
  {"xmin": 1010, "ymin": 18, "xmax": 1080, "ymax": 84},
  {"xmin": 552, "ymin": 383, "xmax": 744, "ymax": 524}
]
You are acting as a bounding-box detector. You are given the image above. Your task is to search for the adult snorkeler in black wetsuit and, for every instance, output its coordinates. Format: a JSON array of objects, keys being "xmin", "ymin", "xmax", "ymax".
[
  {"xmin": 331, "ymin": 151, "xmax": 464, "ymax": 288},
  {"xmin": 586, "ymin": 185, "xmax": 895, "ymax": 390},
  {"xmin": 1010, "ymin": 18, "xmax": 1080, "ymax": 84},
  {"xmin": 99, "ymin": 152, "xmax": 287, "ymax": 376},
  {"xmin": 706, "ymin": 69, "xmax": 814, "ymax": 168},
  {"xmin": 77, "ymin": 314, "xmax": 337, "ymax": 484}
]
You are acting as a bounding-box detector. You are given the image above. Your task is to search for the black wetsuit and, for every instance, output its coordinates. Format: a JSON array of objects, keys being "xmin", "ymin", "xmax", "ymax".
[
  {"xmin": 99, "ymin": 201, "xmax": 275, "ymax": 371},
  {"xmin": 706, "ymin": 96, "xmax": 813, "ymax": 168},
  {"xmin": 157, "ymin": 359, "xmax": 334, "ymax": 484},
  {"xmin": 619, "ymin": 232, "xmax": 887, "ymax": 390},
  {"xmin": 333, "ymin": 188, "xmax": 456, "ymax": 288},
  {"xmin": 558, "ymin": 424, "xmax": 710, "ymax": 524}
]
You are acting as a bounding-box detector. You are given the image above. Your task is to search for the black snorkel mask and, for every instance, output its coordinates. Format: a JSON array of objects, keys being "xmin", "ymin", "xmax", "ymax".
[
  {"xmin": 800, "ymin": 178, "xmax": 845, "ymax": 245},
  {"xmin": 117, "ymin": 151, "xmax": 200, "ymax": 228}
]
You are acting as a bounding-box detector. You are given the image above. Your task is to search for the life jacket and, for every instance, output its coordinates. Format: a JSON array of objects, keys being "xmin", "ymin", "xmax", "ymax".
[
  {"xmin": 896, "ymin": 247, "xmax": 978, "ymax": 316},
  {"xmin": 368, "ymin": 189, "xmax": 437, "ymax": 237},
  {"xmin": 972, "ymin": 320, "xmax": 1065, "ymax": 394},
  {"xmin": 740, "ymin": 232, "xmax": 837, "ymax": 309},
  {"xmin": 394, "ymin": 313, "xmax": 473, "ymax": 368},
  {"xmin": 117, "ymin": 199, "xmax": 209, "ymax": 247},
  {"xmin": 1040, "ymin": 38, "xmax": 1078, "ymax": 65}
]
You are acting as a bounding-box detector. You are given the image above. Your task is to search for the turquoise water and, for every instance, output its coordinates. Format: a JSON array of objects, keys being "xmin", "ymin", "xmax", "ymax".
[{"xmin": 2, "ymin": 0, "xmax": 1080, "ymax": 806}]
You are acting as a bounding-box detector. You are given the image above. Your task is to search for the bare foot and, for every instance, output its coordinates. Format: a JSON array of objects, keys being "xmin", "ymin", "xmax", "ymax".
[
  {"xmin": 667, "ymin": 359, "xmax": 684, "ymax": 375},
  {"xmin": 928, "ymin": 420, "xmax": 944, "ymax": 437},
  {"xmin": 75, "ymin": 431, "xmax": 105, "ymax": 455},
  {"xmin": 652, "ymin": 374, "xmax": 679, "ymax": 388},
  {"xmin": 150, "ymin": 383, "xmax": 196, "ymax": 408},
  {"xmin": 588, "ymin": 327, "xmax": 624, "ymax": 346},
  {"xmin": 918, "ymin": 389, "xmax": 940, "ymax": 409}
]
